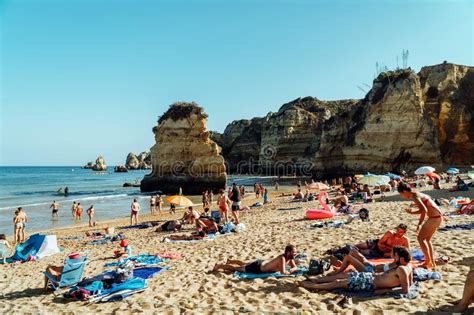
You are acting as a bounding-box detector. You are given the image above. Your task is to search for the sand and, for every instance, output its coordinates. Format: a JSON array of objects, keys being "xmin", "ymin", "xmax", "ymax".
[{"xmin": 0, "ymin": 184, "xmax": 473, "ymax": 314}]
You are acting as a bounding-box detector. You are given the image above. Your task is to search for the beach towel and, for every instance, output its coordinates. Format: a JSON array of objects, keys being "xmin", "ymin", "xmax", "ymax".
[
  {"xmin": 133, "ymin": 266, "xmax": 169, "ymax": 279},
  {"xmin": 234, "ymin": 266, "xmax": 308, "ymax": 279},
  {"xmin": 120, "ymin": 221, "xmax": 159, "ymax": 230},
  {"xmin": 156, "ymin": 252, "xmax": 183, "ymax": 259},
  {"xmin": 439, "ymin": 222, "xmax": 474, "ymax": 232},
  {"xmin": 333, "ymin": 282, "xmax": 420, "ymax": 300},
  {"xmin": 163, "ymin": 233, "xmax": 218, "ymax": 243},
  {"xmin": 104, "ymin": 254, "xmax": 167, "ymax": 267},
  {"xmin": 307, "ymin": 220, "xmax": 345, "ymax": 229}
]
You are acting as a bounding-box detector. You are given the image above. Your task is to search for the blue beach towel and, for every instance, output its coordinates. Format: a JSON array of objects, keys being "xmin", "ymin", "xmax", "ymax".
[
  {"xmin": 133, "ymin": 266, "xmax": 169, "ymax": 279},
  {"xmin": 234, "ymin": 266, "xmax": 308, "ymax": 279},
  {"xmin": 104, "ymin": 254, "xmax": 167, "ymax": 267}
]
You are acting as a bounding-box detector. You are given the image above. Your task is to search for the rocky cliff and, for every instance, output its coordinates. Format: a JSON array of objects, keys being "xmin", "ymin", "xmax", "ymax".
[
  {"xmin": 141, "ymin": 102, "xmax": 227, "ymax": 194},
  {"xmin": 212, "ymin": 63, "xmax": 473, "ymax": 176},
  {"xmin": 92, "ymin": 156, "xmax": 107, "ymax": 171}
]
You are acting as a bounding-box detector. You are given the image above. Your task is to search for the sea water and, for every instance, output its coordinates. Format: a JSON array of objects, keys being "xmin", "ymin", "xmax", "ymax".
[{"xmin": 0, "ymin": 167, "xmax": 291, "ymax": 235}]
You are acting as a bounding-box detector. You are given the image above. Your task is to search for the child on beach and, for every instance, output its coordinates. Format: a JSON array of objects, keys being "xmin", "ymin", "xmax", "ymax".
[
  {"xmin": 115, "ymin": 239, "xmax": 132, "ymax": 258},
  {"xmin": 0, "ymin": 234, "xmax": 12, "ymax": 263},
  {"xmin": 398, "ymin": 182, "xmax": 443, "ymax": 270}
]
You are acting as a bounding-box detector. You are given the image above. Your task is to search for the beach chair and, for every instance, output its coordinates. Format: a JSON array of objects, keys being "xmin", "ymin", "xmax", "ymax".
[{"xmin": 44, "ymin": 256, "xmax": 88, "ymax": 292}]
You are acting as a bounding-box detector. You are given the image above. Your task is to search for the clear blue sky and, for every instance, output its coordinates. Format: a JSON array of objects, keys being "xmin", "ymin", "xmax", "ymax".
[{"xmin": 1, "ymin": 0, "xmax": 472, "ymax": 166}]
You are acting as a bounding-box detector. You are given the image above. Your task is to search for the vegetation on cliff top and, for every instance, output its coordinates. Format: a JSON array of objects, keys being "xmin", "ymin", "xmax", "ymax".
[{"xmin": 158, "ymin": 102, "xmax": 208, "ymax": 124}]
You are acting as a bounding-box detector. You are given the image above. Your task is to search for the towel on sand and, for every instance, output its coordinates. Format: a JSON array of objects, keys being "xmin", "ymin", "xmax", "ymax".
[
  {"xmin": 104, "ymin": 254, "xmax": 167, "ymax": 267},
  {"xmin": 133, "ymin": 266, "xmax": 169, "ymax": 279},
  {"xmin": 163, "ymin": 233, "xmax": 217, "ymax": 243},
  {"xmin": 439, "ymin": 222, "xmax": 474, "ymax": 232},
  {"xmin": 234, "ymin": 266, "xmax": 308, "ymax": 279}
]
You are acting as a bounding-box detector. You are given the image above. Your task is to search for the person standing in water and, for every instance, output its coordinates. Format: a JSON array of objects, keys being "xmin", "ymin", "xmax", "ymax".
[
  {"xmin": 150, "ymin": 195, "xmax": 156, "ymax": 214},
  {"xmin": 397, "ymin": 182, "xmax": 443, "ymax": 270},
  {"xmin": 50, "ymin": 201, "xmax": 60, "ymax": 219},
  {"xmin": 86, "ymin": 205, "xmax": 94, "ymax": 227},
  {"xmin": 156, "ymin": 195, "xmax": 163, "ymax": 214},
  {"xmin": 71, "ymin": 201, "xmax": 77, "ymax": 219}
]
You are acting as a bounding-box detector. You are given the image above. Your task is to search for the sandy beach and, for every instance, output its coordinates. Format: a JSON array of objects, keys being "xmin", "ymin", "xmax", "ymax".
[{"xmin": 0, "ymin": 183, "xmax": 473, "ymax": 314}]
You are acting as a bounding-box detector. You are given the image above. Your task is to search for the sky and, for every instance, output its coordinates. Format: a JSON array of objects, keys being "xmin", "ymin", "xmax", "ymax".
[{"xmin": 0, "ymin": 0, "xmax": 472, "ymax": 166}]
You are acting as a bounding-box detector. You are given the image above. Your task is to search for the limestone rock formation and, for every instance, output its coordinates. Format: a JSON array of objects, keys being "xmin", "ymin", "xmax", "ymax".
[
  {"xmin": 125, "ymin": 152, "xmax": 152, "ymax": 169},
  {"xmin": 212, "ymin": 63, "xmax": 473, "ymax": 176},
  {"xmin": 141, "ymin": 102, "xmax": 227, "ymax": 194},
  {"xmin": 114, "ymin": 165, "xmax": 128, "ymax": 173},
  {"xmin": 92, "ymin": 156, "xmax": 107, "ymax": 171},
  {"xmin": 82, "ymin": 162, "xmax": 94, "ymax": 169},
  {"xmin": 126, "ymin": 153, "xmax": 140, "ymax": 170}
]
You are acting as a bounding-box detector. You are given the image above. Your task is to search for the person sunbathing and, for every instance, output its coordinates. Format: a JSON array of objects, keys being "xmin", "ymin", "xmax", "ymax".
[
  {"xmin": 156, "ymin": 220, "xmax": 182, "ymax": 232},
  {"xmin": 299, "ymin": 246, "xmax": 413, "ymax": 294},
  {"xmin": 354, "ymin": 224, "xmax": 410, "ymax": 258},
  {"xmin": 165, "ymin": 231, "xmax": 207, "ymax": 241},
  {"xmin": 195, "ymin": 217, "xmax": 218, "ymax": 234},
  {"xmin": 326, "ymin": 246, "xmax": 407, "ymax": 276},
  {"xmin": 212, "ymin": 245, "xmax": 298, "ymax": 274},
  {"xmin": 293, "ymin": 190, "xmax": 304, "ymax": 200}
]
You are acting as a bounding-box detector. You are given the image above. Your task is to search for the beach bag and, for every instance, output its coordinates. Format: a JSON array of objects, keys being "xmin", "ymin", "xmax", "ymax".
[
  {"xmin": 359, "ymin": 208, "xmax": 369, "ymax": 221},
  {"xmin": 308, "ymin": 259, "xmax": 330, "ymax": 275}
]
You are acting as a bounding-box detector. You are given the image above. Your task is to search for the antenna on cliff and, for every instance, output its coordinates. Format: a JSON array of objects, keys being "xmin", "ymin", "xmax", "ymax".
[
  {"xmin": 357, "ymin": 85, "xmax": 368, "ymax": 94},
  {"xmin": 396, "ymin": 56, "xmax": 399, "ymax": 69},
  {"xmin": 402, "ymin": 49, "xmax": 409, "ymax": 69}
]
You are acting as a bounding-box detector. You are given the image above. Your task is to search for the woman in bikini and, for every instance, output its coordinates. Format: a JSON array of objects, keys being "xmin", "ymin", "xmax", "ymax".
[
  {"xmin": 397, "ymin": 182, "xmax": 443, "ymax": 270},
  {"xmin": 217, "ymin": 189, "xmax": 230, "ymax": 223}
]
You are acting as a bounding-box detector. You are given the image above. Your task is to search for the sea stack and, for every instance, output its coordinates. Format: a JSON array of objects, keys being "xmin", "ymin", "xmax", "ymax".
[{"xmin": 141, "ymin": 102, "xmax": 227, "ymax": 194}]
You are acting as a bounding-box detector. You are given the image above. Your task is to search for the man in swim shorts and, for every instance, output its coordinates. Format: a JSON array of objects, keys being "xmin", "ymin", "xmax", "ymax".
[
  {"xmin": 212, "ymin": 245, "xmax": 299, "ymax": 274},
  {"xmin": 326, "ymin": 246, "xmax": 408, "ymax": 276},
  {"xmin": 50, "ymin": 201, "xmax": 60, "ymax": 219},
  {"xmin": 299, "ymin": 247, "xmax": 413, "ymax": 294}
]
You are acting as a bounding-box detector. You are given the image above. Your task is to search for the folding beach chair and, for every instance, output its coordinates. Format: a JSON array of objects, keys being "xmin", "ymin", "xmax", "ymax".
[{"xmin": 44, "ymin": 256, "xmax": 88, "ymax": 292}]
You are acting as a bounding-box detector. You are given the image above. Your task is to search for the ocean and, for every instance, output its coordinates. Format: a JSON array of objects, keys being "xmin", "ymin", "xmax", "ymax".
[{"xmin": 0, "ymin": 167, "xmax": 290, "ymax": 235}]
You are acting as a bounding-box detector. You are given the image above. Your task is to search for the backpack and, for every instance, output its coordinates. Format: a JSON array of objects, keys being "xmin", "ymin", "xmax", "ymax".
[{"xmin": 308, "ymin": 259, "xmax": 331, "ymax": 275}]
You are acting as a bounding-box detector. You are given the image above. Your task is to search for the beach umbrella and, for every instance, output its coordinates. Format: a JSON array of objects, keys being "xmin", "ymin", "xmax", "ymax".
[
  {"xmin": 358, "ymin": 174, "xmax": 390, "ymax": 186},
  {"xmin": 305, "ymin": 182, "xmax": 330, "ymax": 190},
  {"xmin": 415, "ymin": 166, "xmax": 435, "ymax": 175},
  {"xmin": 425, "ymin": 172, "xmax": 441, "ymax": 180},
  {"xmin": 446, "ymin": 167, "xmax": 459, "ymax": 174},
  {"xmin": 166, "ymin": 195, "xmax": 194, "ymax": 207},
  {"xmin": 385, "ymin": 173, "xmax": 401, "ymax": 180}
]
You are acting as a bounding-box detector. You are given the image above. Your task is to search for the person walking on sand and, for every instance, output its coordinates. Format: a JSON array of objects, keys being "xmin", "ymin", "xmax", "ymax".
[
  {"xmin": 86, "ymin": 205, "xmax": 94, "ymax": 227},
  {"xmin": 397, "ymin": 182, "xmax": 443, "ymax": 270},
  {"xmin": 16, "ymin": 207, "xmax": 28, "ymax": 243},
  {"xmin": 71, "ymin": 201, "xmax": 77, "ymax": 219},
  {"xmin": 217, "ymin": 189, "xmax": 230, "ymax": 223},
  {"xmin": 150, "ymin": 195, "xmax": 156, "ymax": 214},
  {"xmin": 50, "ymin": 201, "xmax": 60, "ymax": 219},
  {"xmin": 229, "ymin": 183, "xmax": 241, "ymax": 224},
  {"xmin": 130, "ymin": 198, "xmax": 141, "ymax": 225},
  {"xmin": 156, "ymin": 195, "xmax": 163, "ymax": 214}
]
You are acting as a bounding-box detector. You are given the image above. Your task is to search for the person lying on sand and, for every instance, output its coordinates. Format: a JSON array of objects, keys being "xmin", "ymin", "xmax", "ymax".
[
  {"xmin": 212, "ymin": 245, "xmax": 298, "ymax": 274},
  {"xmin": 354, "ymin": 224, "xmax": 410, "ymax": 258},
  {"xmin": 293, "ymin": 190, "xmax": 304, "ymax": 200},
  {"xmin": 182, "ymin": 206, "xmax": 200, "ymax": 224},
  {"xmin": 164, "ymin": 231, "xmax": 207, "ymax": 241},
  {"xmin": 196, "ymin": 217, "xmax": 218, "ymax": 234},
  {"xmin": 156, "ymin": 220, "xmax": 182, "ymax": 232},
  {"xmin": 299, "ymin": 246, "xmax": 413, "ymax": 294},
  {"xmin": 326, "ymin": 246, "xmax": 408, "ymax": 276},
  {"xmin": 452, "ymin": 263, "xmax": 474, "ymax": 312}
]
